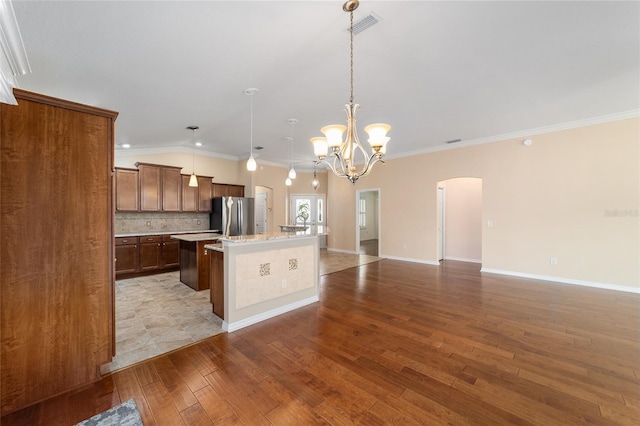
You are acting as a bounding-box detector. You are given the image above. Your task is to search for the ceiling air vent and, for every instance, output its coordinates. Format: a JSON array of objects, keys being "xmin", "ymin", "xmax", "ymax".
[
  {"xmin": 350, "ymin": 12, "xmax": 381, "ymax": 35},
  {"xmin": 445, "ymin": 138, "xmax": 462, "ymax": 144}
]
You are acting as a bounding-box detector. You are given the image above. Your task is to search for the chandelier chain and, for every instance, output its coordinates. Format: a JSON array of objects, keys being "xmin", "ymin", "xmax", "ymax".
[{"xmin": 349, "ymin": 9, "xmax": 354, "ymax": 106}]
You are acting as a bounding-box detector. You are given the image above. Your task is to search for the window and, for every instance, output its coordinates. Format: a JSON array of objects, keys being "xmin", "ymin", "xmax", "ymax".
[
  {"xmin": 359, "ymin": 198, "xmax": 366, "ymax": 228},
  {"xmin": 317, "ymin": 199, "xmax": 323, "ymax": 223}
]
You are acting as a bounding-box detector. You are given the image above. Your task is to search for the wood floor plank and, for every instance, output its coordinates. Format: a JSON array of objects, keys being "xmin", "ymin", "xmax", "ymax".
[
  {"xmin": 151, "ymin": 355, "xmax": 199, "ymax": 412},
  {"xmin": 205, "ymin": 370, "xmax": 272, "ymax": 425},
  {"xmin": 179, "ymin": 402, "xmax": 214, "ymax": 426},
  {"xmin": 141, "ymin": 380, "xmax": 186, "ymax": 426},
  {"xmin": 111, "ymin": 367, "xmax": 156, "ymax": 426},
  {"xmin": 193, "ymin": 385, "xmax": 241, "ymax": 425},
  {"xmin": 3, "ymin": 259, "xmax": 638, "ymax": 425}
]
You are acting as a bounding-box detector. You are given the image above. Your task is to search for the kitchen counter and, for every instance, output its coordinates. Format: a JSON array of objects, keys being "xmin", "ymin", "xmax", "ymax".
[
  {"xmin": 170, "ymin": 232, "xmax": 223, "ymax": 242},
  {"xmin": 204, "ymin": 233, "xmax": 319, "ymax": 333},
  {"xmin": 218, "ymin": 231, "xmax": 318, "ymax": 244},
  {"xmin": 116, "ymin": 229, "xmax": 219, "ymax": 238}
]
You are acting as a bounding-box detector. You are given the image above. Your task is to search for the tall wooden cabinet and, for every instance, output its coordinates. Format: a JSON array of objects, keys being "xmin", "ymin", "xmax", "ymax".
[{"xmin": 0, "ymin": 89, "xmax": 117, "ymax": 415}]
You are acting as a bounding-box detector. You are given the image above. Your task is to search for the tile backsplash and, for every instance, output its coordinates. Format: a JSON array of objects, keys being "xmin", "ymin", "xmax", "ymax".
[{"xmin": 115, "ymin": 212, "xmax": 210, "ymax": 234}]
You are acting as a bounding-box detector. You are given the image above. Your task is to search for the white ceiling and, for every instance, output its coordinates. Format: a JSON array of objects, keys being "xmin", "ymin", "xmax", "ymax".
[{"xmin": 11, "ymin": 1, "xmax": 640, "ymax": 169}]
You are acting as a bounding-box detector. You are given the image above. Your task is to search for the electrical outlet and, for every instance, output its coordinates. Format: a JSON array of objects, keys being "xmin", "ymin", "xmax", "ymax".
[
  {"xmin": 281, "ymin": 279, "xmax": 287, "ymax": 289},
  {"xmin": 197, "ymin": 220, "xmax": 201, "ymax": 225},
  {"xmin": 487, "ymin": 220, "xmax": 493, "ymax": 227},
  {"xmin": 146, "ymin": 221, "xmax": 151, "ymax": 227},
  {"xmin": 550, "ymin": 257, "xmax": 558, "ymax": 265}
]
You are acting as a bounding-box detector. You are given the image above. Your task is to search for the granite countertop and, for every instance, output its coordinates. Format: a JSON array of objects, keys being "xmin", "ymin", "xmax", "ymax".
[
  {"xmin": 116, "ymin": 230, "xmax": 219, "ymax": 238},
  {"xmin": 203, "ymin": 243, "xmax": 223, "ymax": 252},
  {"xmin": 219, "ymin": 232, "xmax": 318, "ymax": 244},
  {"xmin": 170, "ymin": 232, "xmax": 224, "ymax": 242}
]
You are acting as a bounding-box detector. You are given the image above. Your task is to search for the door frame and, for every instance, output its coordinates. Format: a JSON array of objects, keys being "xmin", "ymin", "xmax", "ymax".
[
  {"xmin": 437, "ymin": 186, "xmax": 445, "ymax": 261},
  {"xmin": 289, "ymin": 193, "xmax": 326, "ymax": 234}
]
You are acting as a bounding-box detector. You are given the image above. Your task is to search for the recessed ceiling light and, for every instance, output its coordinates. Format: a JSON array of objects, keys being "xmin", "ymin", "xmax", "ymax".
[
  {"xmin": 122, "ymin": 143, "xmax": 130, "ymax": 148},
  {"xmin": 195, "ymin": 142, "xmax": 202, "ymax": 147}
]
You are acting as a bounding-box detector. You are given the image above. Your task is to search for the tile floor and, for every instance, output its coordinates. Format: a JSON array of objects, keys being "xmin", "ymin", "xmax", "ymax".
[
  {"xmin": 101, "ymin": 271, "xmax": 223, "ymax": 374},
  {"xmin": 102, "ymin": 248, "xmax": 382, "ymax": 374}
]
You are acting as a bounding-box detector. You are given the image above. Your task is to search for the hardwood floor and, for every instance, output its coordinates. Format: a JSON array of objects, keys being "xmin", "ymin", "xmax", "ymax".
[
  {"xmin": 2, "ymin": 260, "xmax": 639, "ymax": 425},
  {"xmin": 359, "ymin": 239, "xmax": 378, "ymax": 256}
]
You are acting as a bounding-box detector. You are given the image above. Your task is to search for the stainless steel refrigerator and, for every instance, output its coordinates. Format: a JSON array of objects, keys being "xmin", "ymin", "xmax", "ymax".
[{"xmin": 210, "ymin": 197, "xmax": 255, "ymax": 236}]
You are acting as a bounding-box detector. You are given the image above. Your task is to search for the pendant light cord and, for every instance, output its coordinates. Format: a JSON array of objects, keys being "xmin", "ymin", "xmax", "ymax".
[{"xmin": 250, "ymin": 95, "xmax": 254, "ymax": 153}]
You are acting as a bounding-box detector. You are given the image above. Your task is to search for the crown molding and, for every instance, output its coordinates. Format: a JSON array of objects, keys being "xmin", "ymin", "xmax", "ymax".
[
  {"xmin": 385, "ymin": 109, "xmax": 640, "ymax": 161},
  {"xmin": 115, "ymin": 146, "xmax": 239, "ymax": 161}
]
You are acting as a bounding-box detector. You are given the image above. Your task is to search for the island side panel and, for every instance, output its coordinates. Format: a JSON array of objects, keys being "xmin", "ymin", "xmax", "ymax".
[
  {"xmin": 179, "ymin": 240, "xmax": 197, "ymax": 290},
  {"xmin": 224, "ymin": 236, "xmax": 319, "ymax": 331}
]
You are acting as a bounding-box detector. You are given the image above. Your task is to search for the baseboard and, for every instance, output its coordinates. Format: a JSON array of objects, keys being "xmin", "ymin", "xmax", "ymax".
[
  {"xmin": 444, "ymin": 256, "xmax": 482, "ymax": 263},
  {"xmin": 382, "ymin": 254, "xmax": 440, "ymax": 266},
  {"xmin": 327, "ymin": 247, "xmax": 359, "ymax": 255},
  {"xmin": 222, "ymin": 296, "xmax": 320, "ymax": 332},
  {"xmin": 480, "ymin": 268, "xmax": 640, "ymax": 294}
]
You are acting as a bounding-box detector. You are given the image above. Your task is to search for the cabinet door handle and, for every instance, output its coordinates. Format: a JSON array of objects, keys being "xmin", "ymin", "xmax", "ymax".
[{"xmin": 122, "ymin": 240, "xmax": 128, "ymax": 243}]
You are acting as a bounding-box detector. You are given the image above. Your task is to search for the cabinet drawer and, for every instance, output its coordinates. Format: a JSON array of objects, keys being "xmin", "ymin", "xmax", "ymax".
[
  {"xmin": 162, "ymin": 234, "xmax": 174, "ymax": 242},
  {"xmin": 140, "ymin": 235, "xmax": 162, "ymax": 243},
  {"xmin": 115, "ymin": 237, "xmax": 139, "ymax": 246}
]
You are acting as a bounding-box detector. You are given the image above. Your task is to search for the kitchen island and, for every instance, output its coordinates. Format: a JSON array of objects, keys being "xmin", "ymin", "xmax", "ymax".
[
  {"xmin": 171, "ymin": 232, "xmax": 223, "ymax": 291},
  {"xmin": 205, "ymin": 232, "xmax": 319, "ymax": 332}
]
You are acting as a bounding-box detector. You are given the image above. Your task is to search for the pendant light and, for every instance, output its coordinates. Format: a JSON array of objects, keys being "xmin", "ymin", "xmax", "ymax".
[
  {"xmin": 244, "ymin": 88, "xmax": 259, "ymax": 171},
  {"xmin": 287, "ymin": 118, "xmax": 297, "ymax": 180},
  {"xmin": 186, "ymin": 126, "xmax": 199, "ymax": 187},
  {"xmin": 312, "ymin": 162, "xmax": 320, "ymax": 190}
]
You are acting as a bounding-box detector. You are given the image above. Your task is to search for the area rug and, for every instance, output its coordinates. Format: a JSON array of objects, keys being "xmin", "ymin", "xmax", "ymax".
[
  {"xmin": 319, "ymin": 249, "xmax": 381, "ymax": 275},
  {"xmin": 76, "ymin": 399, "xmax": 142, "ymax": 426}
]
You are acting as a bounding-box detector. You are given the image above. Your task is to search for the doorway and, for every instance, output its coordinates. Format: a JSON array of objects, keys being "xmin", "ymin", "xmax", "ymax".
[
  {"xmin": 290, "ymin": 194, "xmax": 325, "ymax": 235},
  {"xmin": 356, "ymin": 189, "xmax": 380, "ymax": 256},
  {"xmin": 255, "ymin": 186, "xmax": 273, "ymax": 234},
  {"xmin": 436, "ymin": 178, "xmax": 482, "ymax": 263}
]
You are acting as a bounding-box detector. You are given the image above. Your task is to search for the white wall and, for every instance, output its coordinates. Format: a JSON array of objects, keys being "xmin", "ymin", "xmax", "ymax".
[{"xmin": 327, "ymin": 117, "xmax": 640, "ymax": 290}]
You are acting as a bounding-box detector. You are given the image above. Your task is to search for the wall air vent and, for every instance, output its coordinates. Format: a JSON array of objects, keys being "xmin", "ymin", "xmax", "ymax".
[{"xmin": 350, "ymin": 12, "xmax": 381, "ymax": 35}]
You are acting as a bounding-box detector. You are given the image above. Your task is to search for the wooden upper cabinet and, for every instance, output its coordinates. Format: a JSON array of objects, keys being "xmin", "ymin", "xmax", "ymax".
[
  {"xmin": 198, "ymin": 176, "xmax": 214, "ymax": 212},
  {"xmin": 228, "ymin": 184, "xmax": 244, "ymax": 197},
  {"xmin": 181, "ymin": 174, "xmax": 198, "ymax": 212},
  {"xmin": 137, "ymin": 163, "xmax": 161, "ymax": 211},
  {"xmin": 182, "ymin": 174, "xmax": 213, "ymax": 212},
  {"xmin": 136, "ymin": 163, "xmax": 182, "ymax": 211},
  {"xmin": 115, "ymin": 168, "xmax": 139, "ymax": 211},
  {"xmin": 162, "ymin": 166, "xmax": 182, "ymax": 211},
  {"xmin": 213, "ymin": 183, "xmax": 244, "ymax": 198}
]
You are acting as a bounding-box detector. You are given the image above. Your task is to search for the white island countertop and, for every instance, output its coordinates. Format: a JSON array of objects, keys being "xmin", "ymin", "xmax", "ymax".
[
  {"xmin": 218, "ymin": 232, "xmax": 318, "ymax": 244},
  {"xmin": 170, "ymin": 232, "xmax": 224, "ymax": 242}
]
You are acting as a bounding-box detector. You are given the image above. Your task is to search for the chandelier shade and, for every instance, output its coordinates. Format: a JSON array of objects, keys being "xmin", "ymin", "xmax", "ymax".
[{"xmin": 309, "ymin": 0, "xmax": 390, "ymax": 184}]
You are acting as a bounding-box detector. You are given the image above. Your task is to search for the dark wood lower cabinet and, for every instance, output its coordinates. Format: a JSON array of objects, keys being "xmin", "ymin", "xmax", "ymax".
[
  {"xmin": 139, "ymin": 236, "xmax": 162, "ymax": 271},
  {"xmin": 161, "ymin": 236, "xmax": 180, "ymax": 268},
  {"xmin": 178, "ymin": 240, "xmax": 216, "ymax": 291},
  {"xmin": 115, "ymin": 243, "xmax": 138, "ymax": 274},
  {"xmin": 115, "ymin": 234, "xmax": 179, "ymax": 278}
]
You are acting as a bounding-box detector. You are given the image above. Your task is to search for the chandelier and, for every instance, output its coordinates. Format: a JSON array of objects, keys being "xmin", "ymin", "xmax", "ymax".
[{"xmin": 310, "ymin": 0, "xmax": 390, "ymax": 184}]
